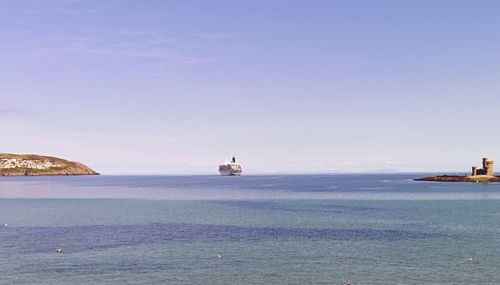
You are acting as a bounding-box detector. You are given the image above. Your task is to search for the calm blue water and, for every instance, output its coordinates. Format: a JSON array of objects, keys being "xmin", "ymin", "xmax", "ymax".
[{"xmin": 1, "ymin": 174, "xmax": 500, "ymax": 284}]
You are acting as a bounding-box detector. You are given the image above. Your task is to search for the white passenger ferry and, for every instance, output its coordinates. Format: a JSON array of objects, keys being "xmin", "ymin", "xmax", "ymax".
[{"xmin": 218, "ymin": 156, "xmax": 242, "ymax": 176}]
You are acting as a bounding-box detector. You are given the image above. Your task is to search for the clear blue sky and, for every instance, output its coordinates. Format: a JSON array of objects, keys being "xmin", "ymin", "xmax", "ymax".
[{"xmin": 1, "ymin": 0, "xmax": 499, "ymax": 174}]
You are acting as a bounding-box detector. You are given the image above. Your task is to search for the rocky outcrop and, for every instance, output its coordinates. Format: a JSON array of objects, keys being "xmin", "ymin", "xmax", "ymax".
[
  {"xmin": 0, "ymin": 153, "xmax": 98, "ymax": 176},
  {"xmin": 415, "ymin": 175, "xmax": 500, "ymax": 183}
]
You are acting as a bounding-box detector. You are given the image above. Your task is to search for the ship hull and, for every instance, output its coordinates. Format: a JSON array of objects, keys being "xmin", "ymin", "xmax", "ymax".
[
  {"xmin": 219, "ymin": 164, "xmax": 242, "ymax": 176},
  {"xmin": 219, "ymin": 170, "xmax": 241, "ymax": 176}
]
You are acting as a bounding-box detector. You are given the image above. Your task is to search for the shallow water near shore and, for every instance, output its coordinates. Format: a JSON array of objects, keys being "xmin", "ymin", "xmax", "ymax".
[{"xmin": 1, "ymin": 174, "xmax": 500, "ymax": 284}]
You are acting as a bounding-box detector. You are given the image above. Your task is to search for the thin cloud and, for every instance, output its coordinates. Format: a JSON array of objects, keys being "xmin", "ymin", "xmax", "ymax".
[
  {"xmin": 0, "ymin": 108, "xmax": 25, "ymax": 116},
  {"xmin": 116, "ymin": 29, "xmax": 161, "ymax": 37},
  {"xmin": 193, "ymin": 32, "xmax": 232, "ymax": 40},
  {"xmin": 0, "ymin": 122, "xmax": 183, "ymax": 144},
  {"xmin": 10, "ymin": 33, "xmax": 216, "ymax": 65}
]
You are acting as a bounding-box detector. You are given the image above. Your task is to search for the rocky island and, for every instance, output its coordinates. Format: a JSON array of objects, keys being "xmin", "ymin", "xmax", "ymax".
[
  {"xmin": 415, "ymin": 157, "xmax": 500, "ymax": 183},
  {"xmin": 0, "ymin": 153, "xmax": 98, "ymax": 176}
]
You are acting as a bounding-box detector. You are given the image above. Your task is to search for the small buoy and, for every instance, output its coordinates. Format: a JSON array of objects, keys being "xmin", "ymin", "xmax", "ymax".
[
  {"xmin": 55, "ymin": 248, "xmax": 63, "ymax": 254},
  {"xmin": 3, "ymin": 223, "xmax": 7, "ymax": 227},
  {"xmin": 467, "ymin": 256, "xmax": 473, "ymax": 262},
  {"xmin": 217, "ymin": 254, "xmax": 223, "ymax": 259}
]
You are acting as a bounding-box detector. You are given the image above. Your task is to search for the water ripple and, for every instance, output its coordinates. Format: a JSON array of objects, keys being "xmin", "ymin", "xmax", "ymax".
[{"xmin": 0, "ymin": 223, "xmax": 445, "ymax": 255}]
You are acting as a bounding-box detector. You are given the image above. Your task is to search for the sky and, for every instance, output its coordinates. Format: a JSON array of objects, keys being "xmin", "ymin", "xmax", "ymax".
[{"xmin": 1, "ymin": 0, "xmax": 500, "ymax": 174}]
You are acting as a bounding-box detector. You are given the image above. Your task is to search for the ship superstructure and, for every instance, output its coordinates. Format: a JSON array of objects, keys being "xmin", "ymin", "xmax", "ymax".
[{"xmin": 219, "ymin": 156, "xmax": 242, "ymax": 176}]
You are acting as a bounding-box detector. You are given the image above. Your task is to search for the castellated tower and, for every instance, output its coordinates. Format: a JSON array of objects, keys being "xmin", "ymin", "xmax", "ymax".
[
  {"xmin": 482, "ymin": 158, "xmax": 488, "ymax": 170},
  {"xmin": 485, "ymin": 159, "xmax": 494, "ymax": 176},
  {"xmin": 471, "ymin": 157, "xmax": 494, "ymax": 176},
  {"xmin": 472, "ymin": 166, "xmax": 477, "ymax": 176}
]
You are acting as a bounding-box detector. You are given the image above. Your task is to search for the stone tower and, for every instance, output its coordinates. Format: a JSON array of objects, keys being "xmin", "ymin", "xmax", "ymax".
[
  {"xmin": 472, "ymin": 158, "xmax": 494, "ymax": 176},
  {"xmin": 486, "ymin": 159, "xmax": 494, "ymax": 176},
  {"xmin": 472, "ymin": 166, "xmax": 477, "ymax": 176}
]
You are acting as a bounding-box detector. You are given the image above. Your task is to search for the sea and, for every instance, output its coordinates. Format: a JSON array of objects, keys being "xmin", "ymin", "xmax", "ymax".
[{"xmin": 1, "ymin": 174, "xmax": 500, "ymax": 285}]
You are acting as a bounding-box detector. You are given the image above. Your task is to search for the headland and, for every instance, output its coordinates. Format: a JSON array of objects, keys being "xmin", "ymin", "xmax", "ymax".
[
  {"xmin": 415, "ymin": 157, "xmax": 500, "ymax": 183},
  {"xmin": 0, "ymin": 153, "xmax": 98, "ymax": 176}
]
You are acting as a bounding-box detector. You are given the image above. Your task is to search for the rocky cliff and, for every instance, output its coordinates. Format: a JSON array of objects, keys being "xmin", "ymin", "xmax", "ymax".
[{"xmin": 0, "ymin": 153, "xmax": 98, "ymax": 176}]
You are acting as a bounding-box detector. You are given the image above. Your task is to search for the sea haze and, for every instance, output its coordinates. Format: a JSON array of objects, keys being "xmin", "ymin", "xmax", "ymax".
[{"xmin": 1, "ymin": 174, "xmax": 500, "ymax": 284}]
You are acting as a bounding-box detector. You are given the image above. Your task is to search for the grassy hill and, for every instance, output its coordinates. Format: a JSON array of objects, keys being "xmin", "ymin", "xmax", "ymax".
[{"xmin": 0, "ymin": 153, "xmax": 98, "ymax": 176}]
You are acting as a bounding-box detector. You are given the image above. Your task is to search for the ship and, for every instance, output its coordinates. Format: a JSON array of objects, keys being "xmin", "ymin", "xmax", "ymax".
[{"xmin": 219, "ymin": 156, "xmax": 242, "ymax": 176}]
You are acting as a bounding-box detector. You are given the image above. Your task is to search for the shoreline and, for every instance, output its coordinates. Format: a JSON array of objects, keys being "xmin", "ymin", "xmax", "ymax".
[{"xmin": 415, "ymin": 175, "xmax": 500, "ymax": 183}]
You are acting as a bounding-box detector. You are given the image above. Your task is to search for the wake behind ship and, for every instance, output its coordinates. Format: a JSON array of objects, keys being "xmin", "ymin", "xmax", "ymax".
[{"xmin": 219, "ymin": 156, "xmax": 242, "ymax": 176}]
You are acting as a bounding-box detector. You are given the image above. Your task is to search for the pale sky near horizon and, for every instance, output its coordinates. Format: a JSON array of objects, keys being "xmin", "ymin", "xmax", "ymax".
[{"xmin": 1, "ymin": 0, "xmax": 500, "ymax": 174}]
